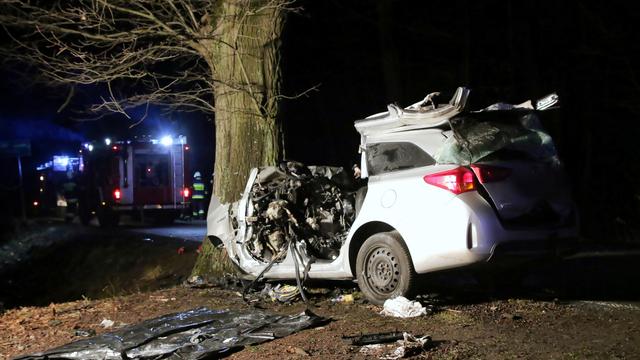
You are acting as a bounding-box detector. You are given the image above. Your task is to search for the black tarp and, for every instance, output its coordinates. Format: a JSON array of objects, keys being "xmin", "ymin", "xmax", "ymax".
[{"xmin": 14, "ymin": 307, "xmax": 327, "ymax": 360}]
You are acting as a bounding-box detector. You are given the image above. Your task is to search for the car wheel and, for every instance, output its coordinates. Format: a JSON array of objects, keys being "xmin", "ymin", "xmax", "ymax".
[{"xmin": 356, "ymin": 231, "xmax": 416, "ymax": 305}]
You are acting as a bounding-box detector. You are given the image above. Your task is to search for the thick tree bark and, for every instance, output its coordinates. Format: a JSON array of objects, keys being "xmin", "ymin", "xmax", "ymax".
[{"xmin": 206, "ymin": 0, "xmax": 285, "ymax": 203}]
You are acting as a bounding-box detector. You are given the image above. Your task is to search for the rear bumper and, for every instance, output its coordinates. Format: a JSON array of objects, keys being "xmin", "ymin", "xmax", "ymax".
[{"xmin": 410, "ymin": 192, "xmax": 579, "ymax": 274}]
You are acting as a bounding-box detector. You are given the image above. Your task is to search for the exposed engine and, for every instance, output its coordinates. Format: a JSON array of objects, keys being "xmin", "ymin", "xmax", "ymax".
[{"xmin": 245, "ymin": 161, "xmax": 356, "ymax": 262}]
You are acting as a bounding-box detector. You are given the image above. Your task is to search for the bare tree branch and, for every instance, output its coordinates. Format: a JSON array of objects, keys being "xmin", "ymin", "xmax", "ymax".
[{"xmin": 0, "ymin": 0, "xmax": 298, "ymax": 119}]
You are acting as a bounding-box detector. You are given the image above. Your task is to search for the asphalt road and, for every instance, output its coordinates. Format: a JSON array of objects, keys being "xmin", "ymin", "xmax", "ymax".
[{"xmin": 125, "ymin": 220, "xmax": 207, "ymax": 242}]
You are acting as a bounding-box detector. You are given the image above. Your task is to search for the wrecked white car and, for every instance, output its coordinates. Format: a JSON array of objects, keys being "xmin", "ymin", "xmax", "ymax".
[{"xmin": 207, "ymin": 87, "xmax": 578, "ymax": 304}]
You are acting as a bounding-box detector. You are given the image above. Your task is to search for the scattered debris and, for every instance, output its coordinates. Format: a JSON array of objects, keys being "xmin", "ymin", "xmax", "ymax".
[
  {"xmin": 380, "ymin": 296, "xmax": 428, "ymax": 318},
  {"xmin": 73, "ymin": 328, "xmax": 96, "ymax": 337},
  {"xmin": 264, "ymin": 283, "xmax": 300, "ymax": 303},
  {"xmin": 184, "ymin": 273, "xmax": 244, "ymax": 291},
  {"xmin": 359, "ymin": 343, "xmax": 386, "ymax": 356},
  {"xmin": 343, "ymin": 331, "xmax": 405, "ymax": 345},
  {"xmin": 331, "ymin": 293, "xmax": 355, "ymax": 304},
  {"xmin": 99, "ymin": 318, "xmax": 114, "ymax": 328},
  {"xmin": 14, "ymin": 307, "xmax": 327, "ymax": 360},
  {"xmin": 383, "ymin": 333, "xmax": 432, "ymax": 359},
  {"xmin": 185, "ymin": 275, "xmax": 206, "ymax": 288},
  {"xmin": 353, "ymin": 332, "xmax": 432, "ymax": 359}
]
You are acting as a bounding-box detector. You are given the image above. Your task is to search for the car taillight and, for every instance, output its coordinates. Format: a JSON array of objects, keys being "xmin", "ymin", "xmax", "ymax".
[
  {"xmin": 470, "ymin": 164, "xmax": 511, "ymax": 184},
  {"xmin": 113, "ymin": 188, "xmax": 121, "ymax": 201},
  {"xmin": 423, "ymin": 167, "xmax": 476, "ymax": 195},
  {"xmin": 183, "ymin": 188, "xmax": 190, "ymax": 198}
]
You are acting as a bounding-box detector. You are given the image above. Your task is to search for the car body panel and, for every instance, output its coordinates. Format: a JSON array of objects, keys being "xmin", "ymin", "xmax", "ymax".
[{"xmin": 207, "ymin": 88, "xmax": 579, "ymax": 283}]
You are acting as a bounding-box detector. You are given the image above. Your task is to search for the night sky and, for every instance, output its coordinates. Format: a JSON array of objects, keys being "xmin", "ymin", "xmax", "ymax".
[{"xmin": 1, "ymin": 0, "xmax": 640, "ymax": 242}]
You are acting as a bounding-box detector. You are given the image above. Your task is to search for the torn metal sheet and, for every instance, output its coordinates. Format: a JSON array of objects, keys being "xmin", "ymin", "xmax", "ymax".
[
  {"xmin": 354, "ymin": 87, "xmax": 470, "ymax": 137},
  {"xmin": 14, "ymin": 307, "xmax": 327, "ymax": 360}
]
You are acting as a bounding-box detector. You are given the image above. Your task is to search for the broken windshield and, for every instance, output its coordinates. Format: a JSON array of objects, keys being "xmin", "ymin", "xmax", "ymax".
[{"xmin": 434, "ymin": 110, "xmax": 559, "ymax": 165}]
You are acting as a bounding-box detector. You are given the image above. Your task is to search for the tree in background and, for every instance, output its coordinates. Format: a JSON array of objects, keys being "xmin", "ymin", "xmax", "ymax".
[{"xmin": 0, "ymin": 0, "xmax": 293, "ymax": 203}]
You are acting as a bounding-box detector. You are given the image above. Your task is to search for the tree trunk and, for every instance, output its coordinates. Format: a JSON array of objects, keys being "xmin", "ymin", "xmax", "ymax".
[
  {"xmin": 206, "ymin": 0, "xmax": 285, "ymax": 203},
  {"xmin": 190, "ymin": 237, "xmax": 239, "ymax": 281}
]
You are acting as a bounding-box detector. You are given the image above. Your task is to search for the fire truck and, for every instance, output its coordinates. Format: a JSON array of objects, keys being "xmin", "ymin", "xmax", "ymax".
[{"xmin": 78, "ymin": 135, "xmax": 191, "ymax": 226}]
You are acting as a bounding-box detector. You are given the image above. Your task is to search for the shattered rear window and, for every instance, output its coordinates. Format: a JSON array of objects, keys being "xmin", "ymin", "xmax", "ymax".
[
  {"xmin": 366, "ymin": 142, "xmax": 435, "ymax": 176},
  {"xmin": 434, "ymin": 111, "xmax": 559, "ymax": 165}
]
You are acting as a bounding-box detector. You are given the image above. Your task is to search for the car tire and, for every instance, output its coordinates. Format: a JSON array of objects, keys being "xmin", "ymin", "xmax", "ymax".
[{"xmin": 356, "ymin": 231, "xmax": 416, "ymax": 305}]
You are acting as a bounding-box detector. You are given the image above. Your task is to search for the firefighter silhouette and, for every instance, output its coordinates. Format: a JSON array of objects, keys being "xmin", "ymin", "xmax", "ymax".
[{"xmin": 192, "ymin": 171, "xmax": 206, "ymax": 219}]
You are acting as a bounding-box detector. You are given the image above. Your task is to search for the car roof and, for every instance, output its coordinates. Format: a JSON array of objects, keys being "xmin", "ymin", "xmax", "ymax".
[{"xmin": 354, "ymin": 87, "xmax": 469, "ymax": 138}]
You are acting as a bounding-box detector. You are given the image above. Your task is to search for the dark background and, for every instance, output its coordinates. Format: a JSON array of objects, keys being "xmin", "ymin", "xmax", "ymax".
[
  {"xmin": 2, "ymin": 0, "xmax": 639, "ymax": 242},
  {"xmin": 280, "ymin": 0, "xmax": 640, "ymax": 243}
]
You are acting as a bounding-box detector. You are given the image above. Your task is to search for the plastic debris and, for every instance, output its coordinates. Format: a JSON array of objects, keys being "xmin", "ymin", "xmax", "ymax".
[
  {"xmin": 99, "ymin": 319, "xmax": 114, "ymax": 328},
  {"xmin": 185, "ymin": 275, "xmax": 206, "ymax": 288},
  {"xmin": 343, "ymin": 331, "xmax": 405, "ymax": 345},
  {"xmin": 264, "ymin": 283, "xmax": 300, "ymax": 303},
  {"xmin": 380, "ymin": 296, "xmax": 428, "ymax": 318},
  {"xmin": 73, "ymin": 329, "xmax": 96, "ymax": 337},
  {"xmin": 331, "ymin": 294, "xmax": 355, "ymax": 304},
  {"xmin": 14, "ymin": 307, "xmax": 327, "ymax": 360},
  {"xmin": 355, "ymin": 333, "xmax": 432, "ymax": 359},
  {"xmin": 382, "ymin": 333, "xmax": 432, "ymax": 359}
]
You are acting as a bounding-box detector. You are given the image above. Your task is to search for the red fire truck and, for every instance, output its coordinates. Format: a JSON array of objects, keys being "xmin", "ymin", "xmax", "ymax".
[{"xmin": 78, "ymin": 135, "xmax": 191, "ymax": 226}]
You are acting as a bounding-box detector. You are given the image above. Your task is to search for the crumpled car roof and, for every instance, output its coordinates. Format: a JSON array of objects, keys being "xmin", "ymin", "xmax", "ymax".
[{"xmin": 355, "ymin": 88, "xmax": 561, "ymax": 165}]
